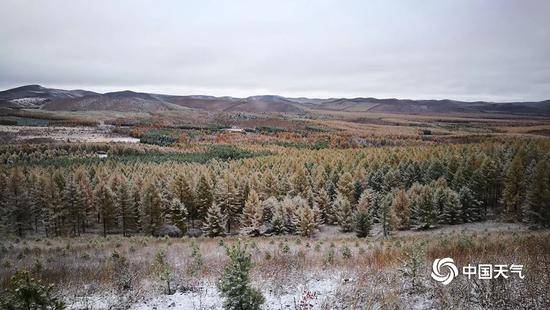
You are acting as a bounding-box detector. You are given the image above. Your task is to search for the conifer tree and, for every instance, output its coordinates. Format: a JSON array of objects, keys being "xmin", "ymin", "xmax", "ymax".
[
  {"xmin": 262, "ymin": 170, "xmax": 278, "ymax": 199},
  {"xmin": 291, "ymin": 166, "xmax": 309, "ymax": 197},
  {"xmin": 409, "ymin": 184, "xmax": 437, "ymax": 229},
  {"xmin": 523, "ymin": 160, "xmax": 550, "ymax": 228},
  {"xmin": 5, "ymin": 167, "xmax": 30, "ymax": 237},
  {"xmin": 292, "ymin": 201, "xmax": 317, "ymax": 237},
  {"xmin": 435, "ymin": 187, "xmax": 462, "ymax": 225},
  {"xmin": 116, "ymin": 179, "xmax": 135, "ymax": 236},
  {"xmin": 392, "ymin": 188, "xmax": 411, "ymax": 230},
  {"xmin": 94, "ymin": 179, "xmax": 115, "ymax": 237},
  {"xmin": 141, "ymin": 180, "xmax": 164, "ymax": 235},
  {"xmin": 270, "ymin": 202, "xmax": 286, "ymax": 235},
  {"xmin": 315, "ymin": 187, "xmax": 331, "ymax": 224},
  {"xmin": 502, "ymin": 154, "xmax": 524, "ymax": 222},
  {"xmin": 380, "ymin": 193, "xmax": 397, "ymax": 237},
  {"xmin": 337, "ymin": 172, "xmax": 356, "ymax": 205},
  {"xmin": 131, "ymin": 182, "xmax": 143, "ymax": 233},
  {"xmin": 354, "ymin": 191, "xmax": 372, "ymax": 238},
  {"xmin": 171, "ymin": 173, "xmax": 196, "ymax": 228},
  {"xmin": 241, "ymin": 189, "xmax": 264, "ymax": 236},
  {"xmin": 218, "ymin": 241, "xmax": 265, "ymax": 310},
  {"xmin": 195, "ymin": 174, "xmax": 213, "ymax": 221},
  {"xmin": 203, "ymin": 203, "xmax": 226, "ymax": 237},
  {"xmin": 168, "ymin": 197, "xmax": 188, "ymax": 233},
  {"xmin": 458, "ymin": 186, "xmax": 482, "ymax": 223},
  {"xmin": 280, "ymin": 196, "xmax": 298, "ymax": 233},
  {"xmin": 334, "ymin": 193, "xmax": 353, "ymax": 232},
  {"xmin": 63, "ymin": 177, "xmax": 85, "ymax": 236}
]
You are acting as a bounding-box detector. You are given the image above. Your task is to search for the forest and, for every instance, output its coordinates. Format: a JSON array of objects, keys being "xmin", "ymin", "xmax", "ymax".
[{"xmin": 1, "ymin": 138, "xmax": 548, "ymax": 240}]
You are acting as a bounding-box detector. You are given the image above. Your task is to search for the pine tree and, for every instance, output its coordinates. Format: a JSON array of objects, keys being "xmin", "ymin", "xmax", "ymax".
[
  {"xmin": 241, "ymin": 189, "xmax": 264, "ymax": 236},
  {"xmin": 334, "ymin": 193, "xmax": 353, "ymax": 232},
  {"xmin": 63, "ymin": 177, "xmax": 85, "ymax": 236},
  {"xmin": 262, "ymin": 170, "xmax": 278, "ymax": 198},
  {"xmin": 218, "ymin": 241, "xmax": 265, "ymax": 310},
  {"xmin": 280, "ymin": 196, "xmax": 298, "ymax": 233},
  {"xmin": 168, "ymin": 197, "xmax": 188, "ymax": 233},
  {"xmin": 337, "ymin": 172, "xmax": 356, "ymax": 205},
  {"xmin": 291, "ymin": 166, "xmax": 309, "ymax": 197},
  {"xmin": 523, "ymin": 160, "xmax": 550, "ymax": 228},
  {"xmin": 195, "ymin": 174, "xmax": 213, "ymax": 221},
  {"xmin": 141, "ymin": 180, "xmax": 165, "ymax": 235},
  {"xmin": 458, "ymin": 186, "xmax": 482, "ymax": 223},
  {"xmin": 171, "ymin": 173, "xmax": 196, "ymax": 228},
  {"xmin": 502, "ymin": 154, "xmax": 524, "ymax": 222},
  {"xmin": 74, "ymin": 168, "xmax": 94, "ymax": 233},
  {"xmin": 94, "ymin": 179, "xmax": 115, "ymax": 237},
  {"xmin": 270, "ymin": 202, "xmax": 286, "ymax": 235},
  {"xmin": 130, "ymin": 182, "xmax": 143, "ymax": 233},
  {"xmin": 203, "ymin": 203, "xmax": 226, "ymax": 237},
  {"xmin": 354, "ymin": 192, "xmax": 371, "ymax": 237},
  {"xmin": 392, "ymin": 188, "xmax": 411, "ymax": 230},
  {"xmin": 116, "ymin": 179, "xmax": 135, "ymax": 236},
  {"xmin": 315, "ymin": 187, "xmax": 331, "ymax": 224},
  {"xmin": 292, "ymin": 202, "xmax": 317, "ymax": 237},
  {"xmin": 435, "ymin": 187, "xmax": 462, "ymax": 225},
  {"xmin": 409, "ymin": 184, "xmax": 437, "ymax": 229},
  {"xmin": 0, "ymin": 173, "xmax": 9, "ymax": 235},
  {"xmin": 380, "ymin": 193, "xmax": 397, "ymax": 237},
  {"xmin": 5, "ymin": 167, "xmax": 30, "ymax": 237}
]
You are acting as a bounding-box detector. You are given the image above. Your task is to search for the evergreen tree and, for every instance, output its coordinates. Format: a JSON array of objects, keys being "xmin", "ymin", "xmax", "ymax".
[
  {"xmin": 140, "ymin": 180, "xmax": 165, "ymax": 235},
  {"xmin": 171, "ymin": 174, "xmax": 196, "ymax": 228},
  {"xmin": 270, "ymin": 202, "xmax": 286, "ymax": 235},
  {"xmin": 63, "ymin": 177, "xmax": 85, "ymax": 236},
  {"xmin": 315, "ymin": 187, "xmax": 331, "ymax": 224},
  {"xmin": 409, "ymin": 184, "xmax": 437, "ymax": 229},
  {"xmin": 203, "ymin": 203, "xmax": 226, "ymax": 237},
  {"xmin": 502, "ymin": 154, "xmax": 524, "ymax": 222},
  {"xmin": 291, "ymin": 166, "xmax": 309, "ymax": 197},
  {"xmin": 292, "ymin": 202, "xmax": 317, "ymax": 237},
  {"xmin": 337, "ymin": 172, "xmax": 356, "ymax": 205},
  {"xmin": 523, "ymin": 160, "xmax": 550, "ymax": 228},
  {"xmin": 393, "ymin": 188, "xmax": 411, "ymax": 230},
  {"xmin": 380, "ymin": 193, "xmax": 397, "ymax": 237},
  {"xmin": 94, "ymin": 179, "xmax": 115, "ymax": 237},
  {"xmin": 458, "ymin": 186, "xmax": 482, "ymax": 223},
  {"xmin": 168, "ymin": 197, "xmax": 188, "ymax": 233},
  {"xmin": 115, "ymin": 179, "xmax": 135, "ymax": 236},
  {"xmin": 435, "ymin": 187, "xmax": 462, "ymax": 225},
  {"xmin": 334, "ymin": 193, "xmax": 353, "ymax": 232},
  {"xmin": 241, "ymin": 189, "xmax": 264, "ymax": 236},
  {"xmin": 195, "ymin": 174, "xmax": 213, "ymax": 221},
  {"xmin": 4, "ymin": 167, "xmax": 30, "ymax": 237},
  {"xmin": 354, "ymin": 192, "xmax": 371, "ymax": 237},
  {"xmin": 218, "ymin": 241, "xmax": 265, "ymax": 310}
]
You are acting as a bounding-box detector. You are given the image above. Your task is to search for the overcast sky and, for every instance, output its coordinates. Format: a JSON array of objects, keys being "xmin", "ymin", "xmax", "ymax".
[{"xmin": 1, "ymin": 0, "xmax": 549, "ymax": 101}]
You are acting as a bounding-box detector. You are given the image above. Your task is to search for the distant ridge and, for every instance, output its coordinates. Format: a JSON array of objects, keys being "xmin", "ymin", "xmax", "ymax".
[{"xmin": 1, "ymin": 85, "xmax": 549, "ymax": 116}]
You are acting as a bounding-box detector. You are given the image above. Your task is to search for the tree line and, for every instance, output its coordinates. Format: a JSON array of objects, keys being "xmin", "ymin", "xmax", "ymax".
[{"xmin": 1, "ymin": 139, "xmax": 548, "ymax": 239}]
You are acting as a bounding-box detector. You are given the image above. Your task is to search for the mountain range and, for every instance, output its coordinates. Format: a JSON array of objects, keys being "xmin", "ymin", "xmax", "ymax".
[{"xmin": 1, "ymin": 84, "xmax": 549, "ymax": 116}]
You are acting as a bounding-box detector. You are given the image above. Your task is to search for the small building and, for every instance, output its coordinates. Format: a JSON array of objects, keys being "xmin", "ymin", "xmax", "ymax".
[
  {"xmin": 96, "ymin": 151, "xmax": 108, "ymax": 159},
  {"xmin": 222, "ymin": 126, "xmax": 245, "ymax": 133}
]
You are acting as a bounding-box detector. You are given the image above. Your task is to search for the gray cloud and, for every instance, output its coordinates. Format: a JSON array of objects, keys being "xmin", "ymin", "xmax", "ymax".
[{"xmin": 1, "ymin": 0, "xmax": 549, "ymax": 101}]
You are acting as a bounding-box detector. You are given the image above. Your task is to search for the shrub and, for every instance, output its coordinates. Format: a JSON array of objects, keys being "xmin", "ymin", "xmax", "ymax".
[
  {"xmin": 218, "ymin": 241, "xmax": 265, "ymax": 310},
  {"xmin": 0, "ymin": 269, "xmax": 64, "ymax": 310}
]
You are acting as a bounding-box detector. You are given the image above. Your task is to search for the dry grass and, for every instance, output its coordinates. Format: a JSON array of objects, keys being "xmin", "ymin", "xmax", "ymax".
[{"xmin": 1, "ymin": 222, "xmax": 548, "ymax": 308}]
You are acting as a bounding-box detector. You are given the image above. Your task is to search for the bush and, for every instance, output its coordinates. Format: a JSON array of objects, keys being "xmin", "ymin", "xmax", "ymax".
[
  {"xmin": 0, "ymin": 269, "xmax": 64, "ymax": 310},
  {"xmin": 218, "ymin": 241, "xmax": 264, "ymax": 310}
]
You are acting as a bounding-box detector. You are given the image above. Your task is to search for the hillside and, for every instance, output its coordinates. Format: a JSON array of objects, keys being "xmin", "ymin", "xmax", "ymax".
[{"xmin": 1, "ymin": 85, "xmax": 549, "ymax": 116}]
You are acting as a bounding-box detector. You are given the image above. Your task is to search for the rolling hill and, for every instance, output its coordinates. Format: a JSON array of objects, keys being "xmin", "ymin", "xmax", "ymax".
[{"xmin": 1, "ymin": 85, "xmax": 549, "ymax": 116}]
